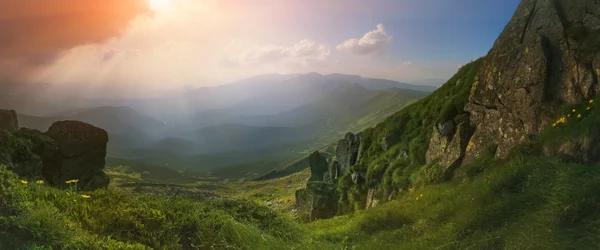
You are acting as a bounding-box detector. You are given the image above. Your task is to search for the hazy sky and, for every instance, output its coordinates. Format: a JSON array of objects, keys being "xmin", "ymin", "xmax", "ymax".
[{"xmin": 0, "ymin": 0, "xmax": 521, "ymax": 96}]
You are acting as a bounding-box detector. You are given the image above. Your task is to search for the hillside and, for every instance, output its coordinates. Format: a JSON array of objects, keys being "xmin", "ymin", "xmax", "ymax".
[{"xmin": 4, "ymin": 0, "xmax": 600, "ymax": 249}]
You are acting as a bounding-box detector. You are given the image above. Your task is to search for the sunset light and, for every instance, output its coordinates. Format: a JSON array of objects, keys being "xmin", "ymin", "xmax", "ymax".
[{"xmin": 148, "ymin": 0, "xmax": 171, "ymax": 11}]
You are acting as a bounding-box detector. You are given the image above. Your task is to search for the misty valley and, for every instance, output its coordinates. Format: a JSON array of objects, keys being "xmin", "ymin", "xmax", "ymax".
[{"xmin": 2, "ymin": 0, "xmax": 600, "ymax": 249}]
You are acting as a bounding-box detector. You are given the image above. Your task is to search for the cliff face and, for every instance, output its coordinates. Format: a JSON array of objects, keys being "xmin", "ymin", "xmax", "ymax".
[
  {"xmin": 296, "ymin": 0, "xmax": 600, "ymax": 218},
  {"xmin": 465, "ymin": 0, "xmax": 600, "ymax": 160}
]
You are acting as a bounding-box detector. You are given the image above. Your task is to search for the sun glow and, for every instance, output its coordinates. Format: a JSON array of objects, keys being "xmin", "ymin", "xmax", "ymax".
[{"xmin": 149, "ymin": 0, "xmax": 171, "ymax": 11}]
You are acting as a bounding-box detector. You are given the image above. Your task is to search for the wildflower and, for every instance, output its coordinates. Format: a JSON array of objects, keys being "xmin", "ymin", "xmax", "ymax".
[
  {"xmin": 20, "ymin": 180, "xmax": 28, "ymax": 185},
  {"xmin": 420, "ymin": 194, "xmax": 423, "ymax": 197},
  {"xmin": 587, "ymin": 106, "xmax": 591, "ymax": 111},
  {"xmin": 572, "ymin": 109, "xmax": 577, "ymax": 113},
  {"xmin": 590, "ymin": 100, "xmax": 595, "ymax": 104},
  {"xmin": 577, "ymin": 114, "xmax": 582, "ymax": 119},
  {"xmin": 81, "ymin": 194, "xmax": 91, "ymax": 199},
  {"xmin": 416, "ymin": 197, "xmax": 419, "ymax": 201},
  {"xmin": 65, "ymin": 179, "xmax": 79, "ymax": 184},
  {"xmin": 568, "ymin": 114, "xmax": 571, "ymax": 118},
  {"xmin": 36, "ymin": 180, "xmax": 44, "ymax": 185}
]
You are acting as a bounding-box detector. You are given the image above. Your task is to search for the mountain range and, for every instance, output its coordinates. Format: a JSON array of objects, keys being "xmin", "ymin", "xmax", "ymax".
[{"xmin": 12, "ymin": 73, "xmax": 432, "ymax": 178}]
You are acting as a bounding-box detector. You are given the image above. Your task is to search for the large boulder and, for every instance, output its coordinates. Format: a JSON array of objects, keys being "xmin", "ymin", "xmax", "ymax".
[
  {"xmin": 44, "ymin": 121, "xmax": 110, "ymax": 190},
  {"xmin": 336, "ymin": 132, "xmax": 361, "ymax": 176},
  {"xmin": 465, "ymin": 0, "xmax": 600, "ymax": 161},
  {"xmin": 308, "ymin": 151, "xmax": 328, "ymax": 182},
  {"xmin": 0, "ymin": 109, "xmax": 18, "ymax": 132}
]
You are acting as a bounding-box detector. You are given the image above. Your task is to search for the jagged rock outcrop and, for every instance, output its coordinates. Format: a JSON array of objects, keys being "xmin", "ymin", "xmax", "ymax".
[
  {"xmin": 426, "ymin": 121, "xmax": 474, "ymax": 170},
  {"xmin": 308, "ymin": 151, "xmax": 328, "ymax": 182},
  {"xmin": 0, "ymin": 109, "xmax": 18, "ymax": 132},
  {"xmin": 44, "ymin": 121, "xmax": 110, "ymax": 190},
  {"xmin": 336, "ymin": 132, "xmax": 362, "ymax": 175},
  {"xmin": 329, "ymin": 161, "xmax": 340, "ymax": 181},
  {"xmin": 465, "ymin": 0, "xmax": 600, "ymax": 161}
]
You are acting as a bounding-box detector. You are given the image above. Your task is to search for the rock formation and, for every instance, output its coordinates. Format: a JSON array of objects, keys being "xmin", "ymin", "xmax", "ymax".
[
  {"xmin": 0, "ymin": 109, "xmax": 18, "ymax": 132},
  {"xmin": 44, "ymin": 121, "xmax": 110, "ymax": 190},
  {"xmin": 308, "ymin": 151, "xmax": 328, "ymax": 182},
  {"xmin": 336, "ymin": 132, "xmax": 361, "ymax": 175},
  {"xmin": 426, "ymin": 121, "xmax": 474, "ymax": 170},
  {"xmin": 465, "ymin": 0, "xmax": 600, "ymax": 161},
  {"xmin": 295, "ymin": 182, "xmax": 338, "ymax": 220}
]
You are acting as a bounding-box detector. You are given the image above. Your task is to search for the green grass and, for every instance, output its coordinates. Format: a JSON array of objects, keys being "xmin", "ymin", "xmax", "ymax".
[
  {"xmin": 0, "ymin": 165, "xmax": 330, "ymax": 250},
  {"xmin": 3, "ymin": 96, "xmax": 600, "ymax": 249},
  {"xmin": 305, "ymin": 150, "xmax": 600, "ymax": 249},
  {"xmin": 337, "ymin": 58, "xmax": 484, "ymax": 211}
]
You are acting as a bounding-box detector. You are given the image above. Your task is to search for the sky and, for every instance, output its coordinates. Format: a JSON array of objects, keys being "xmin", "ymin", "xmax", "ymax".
[{"xmin": 0, "ymin": 0, "xmax": 521, "ymax": 97}]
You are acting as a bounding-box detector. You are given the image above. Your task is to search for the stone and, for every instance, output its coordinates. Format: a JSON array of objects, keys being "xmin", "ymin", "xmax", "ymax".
[
  {"xmin": 365, "ymin": 188, "xmax": 377, "ymax": 210},
  {"xmin": 425, "ymin": 121, "xmax": 474, "ymax": 170},
  {"xmin": 438, "ymin": 120, "xmax": 456, "ymax": 137},
  {"xmin": 396, "ymin": 150, "xmax": 409, "ymax": 160},
  {"xmin": 44, "ymin": 121, "xmax": 110, "ymax": 190},
  {"xmin": 350, "ymin": 170, "xmax": 365, "ymax": 185},
  {"xmin": 308, "ymin": 151, "xmax": 328, "ymax": 182},
  {"xmin": 439, "ymin": 122, "xmax": 474, "ymax": 170},
  {"xmin": 425, "ymin": 125, "xmax": 452, "ymax": 164},
  {"xmin": 465, "ymin": 0, "xmax": 600, "ymax": 161},
  {"xmin": 336, "ymin": 132, "xmax": 361, "ymax": 175},
  {"xmin": 0, "ymin": 109, "xmax": 18, "ymax": 133},
  {"xmin": 295, "ymin": 182, "xmax": 338, "ymax": 220}
]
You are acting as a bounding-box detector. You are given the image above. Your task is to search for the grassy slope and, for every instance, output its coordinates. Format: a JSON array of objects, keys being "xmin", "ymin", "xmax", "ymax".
[{"xmin": 2, "ymin": 95, "xmax": 599, "ymax": 249}]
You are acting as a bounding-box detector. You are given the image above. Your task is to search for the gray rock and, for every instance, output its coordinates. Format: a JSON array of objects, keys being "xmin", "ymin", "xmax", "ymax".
[
  {"xmin": 44, "ymin": 121, "xmax": 110, "ymax": 191},
  {"xmin": 0, "ymin": 109, "xmax": 18, "ymax": 132},
  {"xmin": 425, "ymin": 125, "xmax": 452, "ymax": 164},
  {"xmin": 336, "ymin": 132, "xmax": 361, "ymax": 176},
  {"xmin": 465, "ymin": 0, "xmax": 600, "ymax": 161},
  {"xmin": 438, "ymin": 120, "xmax": 456, "ymax": 137},
  {"xmin": 308, "ymin": 151, "xmax": 328, "ymax": 182}
]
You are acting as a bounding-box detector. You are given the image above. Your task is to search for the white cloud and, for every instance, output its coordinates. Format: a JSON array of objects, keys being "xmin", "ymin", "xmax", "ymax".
[
  {"xmin": 227, "ymin": 39, "xmax": 331, "ymax": 66},
  {"xmin": 336, "ymin": 24, "xmax": 392, "ymax": 56}
]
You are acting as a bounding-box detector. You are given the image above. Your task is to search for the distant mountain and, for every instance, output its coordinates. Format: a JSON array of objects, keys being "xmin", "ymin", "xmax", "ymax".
[{"xmin": 18, "ymin": 106, "xmax": 168, "ymax": 148}]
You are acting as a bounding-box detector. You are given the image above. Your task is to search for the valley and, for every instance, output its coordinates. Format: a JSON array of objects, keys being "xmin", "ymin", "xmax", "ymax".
[{"xmin": 2, "ymin": 0, "xmax": 600, "ymax": 249}]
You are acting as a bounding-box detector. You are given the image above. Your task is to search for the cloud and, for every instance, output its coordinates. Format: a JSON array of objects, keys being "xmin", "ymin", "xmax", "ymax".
[
  {"xmin": 0, "ymin": 0, "xmax": 149, "ymax": 84},
  {"xmin": 337, "ymin": 24, "xmax": 392, "ymax": 56},
  {"xmin": 402, "ymin": 61, "xmax": 413, "ymax": 66},
  {"xmin": 226, "ymin": 39, "xmax": 331, "ymax": 66}
]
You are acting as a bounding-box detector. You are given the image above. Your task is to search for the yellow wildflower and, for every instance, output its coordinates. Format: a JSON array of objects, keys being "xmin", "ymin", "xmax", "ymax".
[
  {"xmin": 587, "ymin": 106, "xmax": 591, "ymax": 111},
  {"xmin": 568, "ymin": 114, "xmax": 571, "ymax": 118},
  {"xmin": 590, "ymin": 100, "xmax": 595, "ymax": 104},
  {"xmin": 36, "ymin": 180, "xmax": 44, "ymax": 185},
  {"xmin": 572, "ymin": 109, "xmax": 576, "ymax": 113},
  {"xmin": 65, "ymin": 179, "xmax": 79, "ymax": 184},
  {"xmin": 416, "ymin": 197, "xmax": 419, "ymax": 201},
  {"xmin": 20, "ymin": 180, "xmax": 28, "ymax": 185},
  {"xmin": 577, "ymin": 114, "xmax": 582, "ymax": 118},
  {"xmin": 420, "ymin": 194, "xmax": 423, "ymax": 197},
  {"xmin": 81, "ymin": 195, "xmax": 91, "ymax": 199}
]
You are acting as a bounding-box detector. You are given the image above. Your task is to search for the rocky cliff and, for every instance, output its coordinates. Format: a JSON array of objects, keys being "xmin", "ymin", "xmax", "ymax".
[
  {"xmin": 296, "ymin": 0, "xmax": 600, "ymax": 219},
  {"xmin": 465, "ymin": 0, "xmax": 600, "ymax": 160}
]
